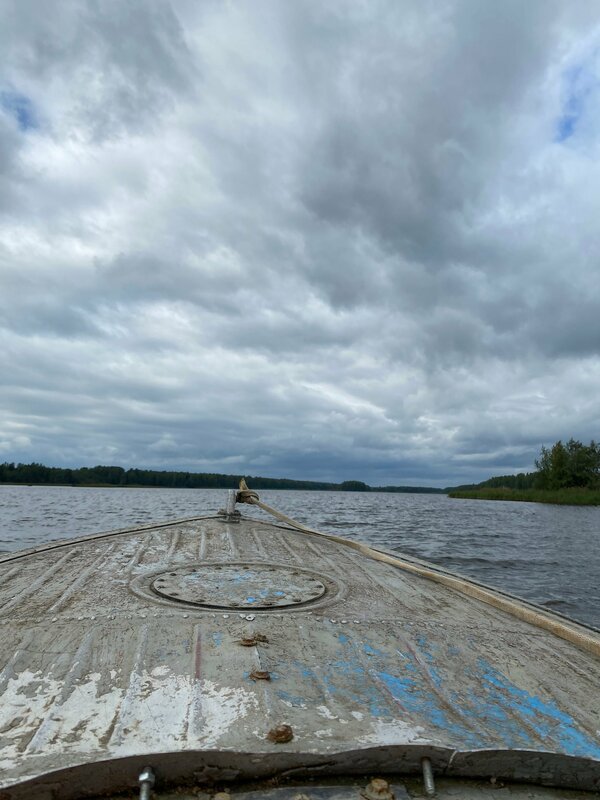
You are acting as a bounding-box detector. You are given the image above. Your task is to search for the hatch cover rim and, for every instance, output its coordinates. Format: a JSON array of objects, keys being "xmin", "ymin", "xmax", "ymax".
[
  {"xmin": 151, "ymin": 563, "xmax": 328, "ymax": 609},
  {"xmin": 130, "ymin": 560, "xmax": 344, "ymax": 613}
]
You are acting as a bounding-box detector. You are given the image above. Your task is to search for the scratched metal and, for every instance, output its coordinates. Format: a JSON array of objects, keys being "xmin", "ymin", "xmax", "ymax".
[{"xmin": 0, "ymin": 515, "xmax": 599, "ymax": 799}]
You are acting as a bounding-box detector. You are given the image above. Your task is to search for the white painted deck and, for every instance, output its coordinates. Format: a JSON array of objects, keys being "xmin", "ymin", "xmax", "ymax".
[{"xmin": 0, "ymin": 514, "xmax": 599, "ymax": 799}]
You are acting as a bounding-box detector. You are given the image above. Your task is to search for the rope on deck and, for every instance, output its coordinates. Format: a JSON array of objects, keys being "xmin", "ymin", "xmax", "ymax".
[{"xmin": 236, "ymin": 480, "xmax": 600, "ymax": 660}]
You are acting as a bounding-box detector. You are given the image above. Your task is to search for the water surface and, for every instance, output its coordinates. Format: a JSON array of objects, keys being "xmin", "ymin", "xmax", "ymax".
[{"xmin": 1, "ymin": 485, "xmax": 598, "ymax": 628}]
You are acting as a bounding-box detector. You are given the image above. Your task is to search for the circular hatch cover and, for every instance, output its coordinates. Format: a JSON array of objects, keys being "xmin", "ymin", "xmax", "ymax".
[{"xmin": 151, "ymin": 564, "xmax": 327, "ymax": 609}]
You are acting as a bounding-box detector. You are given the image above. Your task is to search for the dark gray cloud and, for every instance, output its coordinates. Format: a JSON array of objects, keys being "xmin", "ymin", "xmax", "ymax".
[{"xmin": 1, "ymin": 0, "xmax": 600, "ymax": 486}]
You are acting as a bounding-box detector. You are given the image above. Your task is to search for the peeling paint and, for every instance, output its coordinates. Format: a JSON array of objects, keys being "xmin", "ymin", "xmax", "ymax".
[
  {"xmin": 313, "ymin": 728, "xmax": 334, "ymax": 738},
  {"xmin": 357, "ymin": 718, "xmax": 430, "ymax": 745},
  {"xmin": 196, "ymin": 679, "xmax": 259, "ymax": 747}
]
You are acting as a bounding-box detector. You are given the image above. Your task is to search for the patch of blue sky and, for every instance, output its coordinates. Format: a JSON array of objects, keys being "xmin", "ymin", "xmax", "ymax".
[
  {"xmin": 0, "ymin": 89, "xmax": 37, "ymax": 131},
  {"xmin": 555, "ymin": 58, "xmax": 598, "ymax": 143}
]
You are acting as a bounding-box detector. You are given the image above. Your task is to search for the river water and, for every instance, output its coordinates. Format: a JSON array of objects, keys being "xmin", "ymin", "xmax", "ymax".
[{"xmin": 1, "ymin": 484, "xmax": 598, "ymax": 628}]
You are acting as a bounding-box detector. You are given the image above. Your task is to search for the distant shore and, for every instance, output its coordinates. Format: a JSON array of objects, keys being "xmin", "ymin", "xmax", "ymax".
[
  {"xmin": 448, "ymin": 487, "xmax": 600, "ymax": 506},
  {"xmin": 1, "ymin": 461, "xmax": 447, "ymax": 493}
]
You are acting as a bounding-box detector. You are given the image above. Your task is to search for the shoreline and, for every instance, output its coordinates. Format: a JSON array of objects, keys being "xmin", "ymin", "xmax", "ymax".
[{"xmin": 448, "ymin": 487, "xmax": 600, "ymax": 506}]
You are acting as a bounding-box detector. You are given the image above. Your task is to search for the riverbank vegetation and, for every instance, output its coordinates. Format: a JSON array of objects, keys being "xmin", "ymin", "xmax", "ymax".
[
  {"xmin": 0, "ymin": 462, "xmax": 444, "ymax": 494},
  {"xmin": 448, "ymin": 439, "xmax": 600, "ymax": 505}
]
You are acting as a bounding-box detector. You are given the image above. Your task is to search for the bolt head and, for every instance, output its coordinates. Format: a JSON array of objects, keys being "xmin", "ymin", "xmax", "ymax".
[
  {"xmin": 267, "ymin": 723, "xmax": 294, "ymax": 743},
  {"xmin": 249, "ymin": 669, "xmax": 271, "ymax": 681}
]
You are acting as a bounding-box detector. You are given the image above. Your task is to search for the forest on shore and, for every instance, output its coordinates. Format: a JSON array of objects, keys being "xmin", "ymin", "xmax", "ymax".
[
  {"xmin": 449, "ymin": 439, "xmax": 600, "ymax": 505},
  {"xmin": 0, "ymin": 461, "xmax": 444, "ymax": 494}
]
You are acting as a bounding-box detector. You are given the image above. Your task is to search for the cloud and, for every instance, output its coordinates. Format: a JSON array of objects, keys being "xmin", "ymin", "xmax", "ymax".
[{"xmin": 1, "ymin": 1, "xmax": 600, "ymax": 486}]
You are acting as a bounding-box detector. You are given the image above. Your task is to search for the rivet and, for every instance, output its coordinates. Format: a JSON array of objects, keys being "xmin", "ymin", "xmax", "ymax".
[
  {"xmin": 51, "ymin": 617, "xmax": 58, "ymax": 623},
  {"xmin": 223, "ymin": 614, "xmax": 229, "ymax": 619},
  {"xmin": 245, "ymin": 614, "xmax": 255, "ymax": 621},
  {"xmin": 183, "ymin": 614, "xmax": 189, "ymax": 619},
  {"xmin": 267, "ymin": 723, "xmax": 293, "ymax": 743}
]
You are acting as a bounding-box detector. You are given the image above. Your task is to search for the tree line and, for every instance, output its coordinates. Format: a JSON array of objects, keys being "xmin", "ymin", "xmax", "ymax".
[
  {"xmin": 0, "ymin": 462, "xmax": 443, "ymax": 493},
  {"xmin": 450, "ymin": 438, "xmax": 600, "ymax": 493},
  {"xmin": 535, "ymin": 439, "xmax": 600, "ymax": 490}
]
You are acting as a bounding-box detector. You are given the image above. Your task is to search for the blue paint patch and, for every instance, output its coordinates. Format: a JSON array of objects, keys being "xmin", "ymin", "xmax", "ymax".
[
  {"xmin": 337, "ymin": 633, "xmax": 349, "ymax": 644},
  {"xmin": 375, "ymin": 668, "xmax": 481, "ymax": 747},
  {"xmin": 476, "ymin": 658, "xmax": 600, "ymax": 758},
  {"xmin": 323, "ymin": 656, "xmax": 391, "ymax": 718},
  {"xmin": 276, "ymin": 689, "xmax": 306, "ymax": 707},
  {"xmin": 274, "ymin": 590, "xmax": 285, "ymax": 597},
  {"xmin": 363, "ymin": 643, "xmax": 386, "ymax": 657},
  {"xmin": 211, "ymin": 631, "xmax": 223, "ymax": 647},
  {"xmin": 245, "ymin": 596, "xmax": 256, "ymax": 604},
  {"xmin": 288, "ymin": 655, "xmax": 391, "ymax": 719},
  {"xmin": 0, "ymin": 90, "xmax": 37, "ymax": 131}
]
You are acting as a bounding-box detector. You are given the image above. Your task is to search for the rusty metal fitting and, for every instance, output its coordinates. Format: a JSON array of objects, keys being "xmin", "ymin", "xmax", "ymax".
[
  {"xmin": 238, "ymin": 633, "xmax": 269, "ymax": 647},
  {"xmin": 249, "ymin": 668, "xmax": 271, "ymax": 680},
  {"xmin": 267, "ymin": 723, "xmax": 294, "ymax": 743},
  {"xmin": 361, "ymin": 777, "xmax": 395, "ymax": 800}
]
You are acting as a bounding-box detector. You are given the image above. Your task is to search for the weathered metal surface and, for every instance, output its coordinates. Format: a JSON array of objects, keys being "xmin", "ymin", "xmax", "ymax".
[
  {"xmin": 0, "ymin": 515, "xmax": 599, "ymax": 799},
  {"xmin": 151, "ymin": 563, "xmax": 327, "ymax": 609}
]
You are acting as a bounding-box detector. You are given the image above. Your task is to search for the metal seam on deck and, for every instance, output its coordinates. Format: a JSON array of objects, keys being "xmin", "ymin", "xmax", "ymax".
[
  {"xmin": 107, "ymin": 624, "xmax": 149, "ymax": 748},
  {"xmin": 48, "ymin": 543, "xmax": 118, "ymax": 613},
  {"xmin": 0, "ymin": 549, "xmax": 79, "ymax": 615}
]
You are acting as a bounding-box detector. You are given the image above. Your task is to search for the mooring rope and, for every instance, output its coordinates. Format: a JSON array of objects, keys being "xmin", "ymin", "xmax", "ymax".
[{"xmin": 236, "ymin": 480, "xmax": 600, "ymax": 659}]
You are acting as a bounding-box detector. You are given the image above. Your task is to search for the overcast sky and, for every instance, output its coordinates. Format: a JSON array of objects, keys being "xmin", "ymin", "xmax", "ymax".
[{"xmin": 1, "ymin": 1, "xmax": 600, "ymax": 487}]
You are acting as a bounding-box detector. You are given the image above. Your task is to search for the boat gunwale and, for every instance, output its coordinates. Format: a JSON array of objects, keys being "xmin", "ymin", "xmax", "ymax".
[{"xmin": 2, "ymin": 744, "xmax": 600, "ymax": 798}]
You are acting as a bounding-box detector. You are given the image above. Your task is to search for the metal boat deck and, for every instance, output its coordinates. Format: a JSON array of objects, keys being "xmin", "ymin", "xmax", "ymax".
[{"xmin": 0, "ymin": 513, "xmax": 599, "ymax": 798}]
